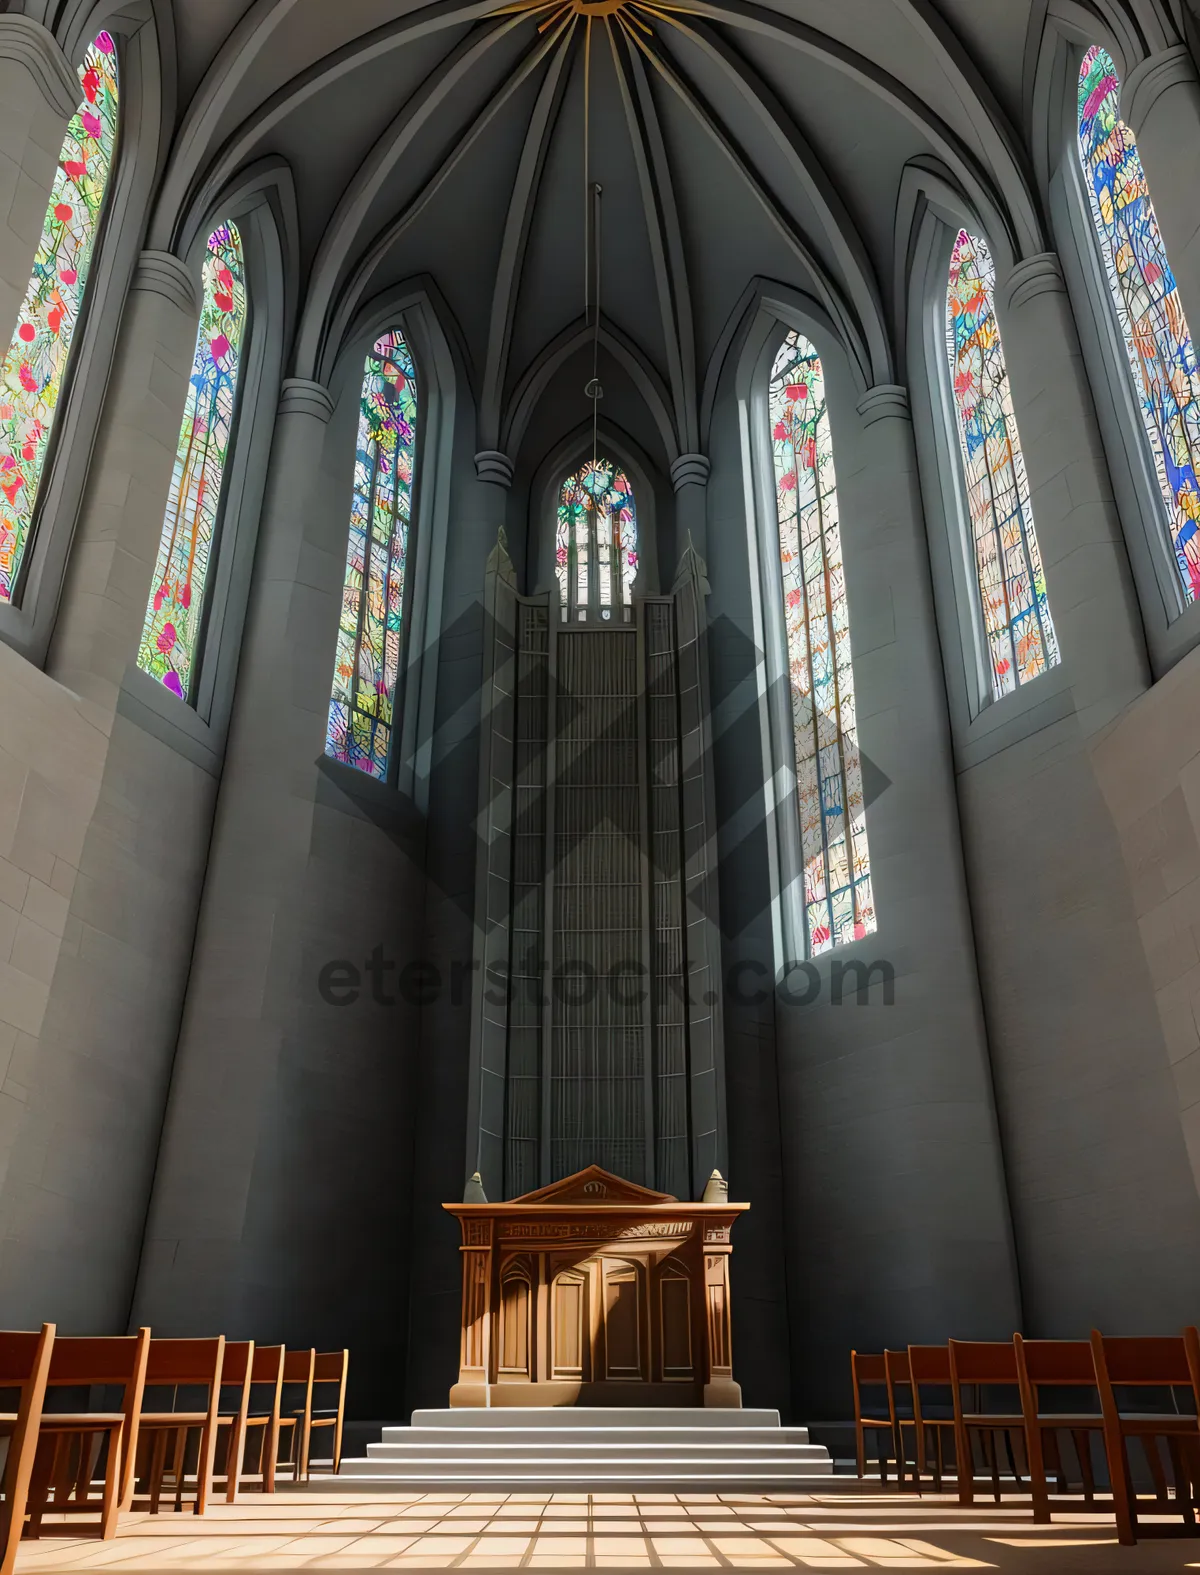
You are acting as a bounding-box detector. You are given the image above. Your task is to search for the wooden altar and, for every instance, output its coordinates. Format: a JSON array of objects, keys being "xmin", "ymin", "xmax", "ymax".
[{"xmin": 443, "ymin": 1165, "xmax": 749, "ymax": 1408}]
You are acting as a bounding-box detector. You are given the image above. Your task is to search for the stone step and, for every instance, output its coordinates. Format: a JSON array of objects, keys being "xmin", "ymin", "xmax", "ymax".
[
  {"xmin": 340, "ymin": 1455, "xmax": 833, "ymax": 1478},
  {"xmin": 408, "ymin": 1407, "xmax": 784, "ymax": 1429},
  {"xmin": 310, "ymin": 1474, "xmax": 859, "ymax": 1493},
  {"xmin": 364, "ymin": 1449, "xmax": 830, "ymax": 1467},
  {"xmin": 379, "ymin": 1427, "xmax": 813, "ymax": 1448}
]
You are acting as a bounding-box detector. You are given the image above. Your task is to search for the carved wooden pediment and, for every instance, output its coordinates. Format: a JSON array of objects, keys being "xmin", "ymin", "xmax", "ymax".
[{"xmin": 509, "ymin": 1164, "xmax": 677, "ymax": 1206}]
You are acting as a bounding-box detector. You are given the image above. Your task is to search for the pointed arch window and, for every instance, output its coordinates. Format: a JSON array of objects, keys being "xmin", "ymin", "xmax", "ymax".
[
  {"xmin": 0, "ymin": 32, "xmax": 118, "ymax": 603},
  {"xmin": 947, "ymin": 229, "xmax": 1059, "ymax": 700},
  {"xmin": 556, "ymin": 458, "xmax": 638, "ymax": 620},
  {"xmin": 326, "ymin": 330, "xmax": 419, "ymax": 779},
  {"xmin": 768, "ymin": 329, "xmax": 874, "ymax": 956},
  {"xmin": 1078, "ymin": 45, "xmax": 1200, "ymax": 605},
  {"xmin": 138, "ymin": 223, "xmax": 248, "ymax": 700}
]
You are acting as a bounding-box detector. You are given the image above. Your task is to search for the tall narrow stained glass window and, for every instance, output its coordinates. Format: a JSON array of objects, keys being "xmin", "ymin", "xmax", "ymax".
[
  {"xmin": 1078, "ymin": 45, "xmax": 1200, "ymax": 603},
  {"xmin": 769, "ymin": 329, "xmax": 874, "ymax": 956},
  {"xmin": 0, "ymin": 32, "xmax": 118, "ymax": 603},
  {"xmin": 326, "ymin": 330, "xmax": 418, "ymax": 778},
  {"xmin": 555, "ymin": 458, "xmax": 638, "ymax": 620},
  {"xmin": 138, "ymin": 224, "xmax": 248, "ymax": 700},
  {"xmin": 947, "ymin": 229, "xmax": 1059, "ymax": 700}
]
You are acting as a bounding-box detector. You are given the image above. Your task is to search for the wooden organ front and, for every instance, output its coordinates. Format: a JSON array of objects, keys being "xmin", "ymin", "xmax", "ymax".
[{"xmin": 444, "ymin": 1165, "xmax": 748, "ymax": 1408}]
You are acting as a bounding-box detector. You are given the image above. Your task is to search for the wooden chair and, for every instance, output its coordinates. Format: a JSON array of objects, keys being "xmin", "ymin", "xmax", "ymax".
[
  {"xmin": 884, "ymin": 1349, "xmax": 917, "ymax": 1487},
  {"xmin": 908, "ymin": 1346, "xmax": 958, "ymax": 1492},
  {"xmin": 850, "ymin": 1352, "xmax": 896, "ymax": 1482},
  {"xmin": 239, "ymin": 1345, "xmax": 287, "ymax": 1494},
  {"xmin": 135, "ymin": 1337, "xmax": 224, "ymax": 1516},
  {"xmin": 948, "ymin": 1339, "xmax": 1024, "ymax": 1505},
  {"xmin": 0, "ymin": 1325, "xmax": 54, "ymax": 1575},
  {"xmin": 1090, "ymin": 1330, "xmax": 1200, "ymax": 1545},
  {"xmin": 21, "ymin": 1329, "xmax": 150, "ymax": 1538},
  {"xmin": 213, "ymin": 1341, "xmax": 254, "ymax": 1504},
  {"xmin": 280, "ymin": 1348, "xmax": 314, "ymax": 1483},
  {"xmin": 304, "ymin": 1351, "xmax": 349, "ymax": 1477},
  {"xmin": 1014, "ymin": 1335, "xmax": 1103, "ymax": 1523}
]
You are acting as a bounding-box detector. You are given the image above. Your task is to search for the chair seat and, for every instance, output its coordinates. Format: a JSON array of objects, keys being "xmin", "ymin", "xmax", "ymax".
[
  {"xmin": 860, "ymin": 1416, "xmax": 892, "ymax": 1427},
  {"xmin": 1035, "ymin": 1413, "xmax": 1103, "ymax": 1426},
  {"xmin": 138, "ymin": 1412, "xmax": 212, "ymax": 1425},
  {"xmin": 1116, "ymin": 1413, "xmax": 1199, "ymax": 1432},
  {"xmin": 962, "ymin": 1413, "xmax": 1024, "ymax": 1427},
  {"xmin": 35, "ymin": 1413, "xmax": 125, "ymax": 1429}
]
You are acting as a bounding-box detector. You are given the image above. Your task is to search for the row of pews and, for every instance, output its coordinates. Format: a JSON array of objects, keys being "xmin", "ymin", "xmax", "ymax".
[
  {"xmin": 0, "ymin": 1325, "xmax": 348, "ymax": 1574},
  {"xmin": 852, "ymin": 1329, "xmax": 1200, "ymax": 1545}
]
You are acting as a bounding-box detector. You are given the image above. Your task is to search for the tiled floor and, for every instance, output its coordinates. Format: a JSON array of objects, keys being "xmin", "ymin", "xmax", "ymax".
[{"xmin": 15, "ymin": 1489, "xmax": 1200, "ymax": 1572}]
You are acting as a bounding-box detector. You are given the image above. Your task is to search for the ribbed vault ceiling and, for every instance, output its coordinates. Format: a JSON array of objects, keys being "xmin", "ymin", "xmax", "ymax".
[{"xmin": 38, "ymin": 0, "xmax": 1189, "ymax": 467}]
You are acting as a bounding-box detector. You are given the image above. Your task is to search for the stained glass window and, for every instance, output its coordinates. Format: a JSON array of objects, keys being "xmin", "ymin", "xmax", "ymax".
[
  {"xmin": 947, "ymin": 229, "xmax": 1060, "ymax": 700},
  {"xmin": 1078, "ymin": 45, "xmax": 1200, "ymax": 603},
  {"xmin": 769, "ymin": 330, "xmax": 874, "ymax": 956},
  {"xmin": 0, "ymin": 32, "xmax": 118, "ymax": 603},
  {"xmin": 555, "ymin": 458, "xmax": 638, "ymax": 620},
  {"xmin": 138, "ymin": 224, "xmax": 248, "ymax": 700},
  {"xmin": 326, "ymin": 330, "xmax": 418, "ymax": 778}
]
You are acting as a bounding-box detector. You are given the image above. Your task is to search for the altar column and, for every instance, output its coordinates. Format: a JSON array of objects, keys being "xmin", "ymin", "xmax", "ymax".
[{"xmin": 0, "ymin": 16, "xmax": 78, "ymax": 350}]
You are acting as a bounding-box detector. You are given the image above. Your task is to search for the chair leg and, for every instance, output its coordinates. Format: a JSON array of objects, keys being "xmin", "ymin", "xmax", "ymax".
[
  {"xmin": 148, "ymin": 1431, "xmax": 168, "ymax": 1515},
  {"xmin": 98, "ymin": 1432, "xmax": 122, "ymax": 1541},
  {"xmin": 1105, "ymin": 1427, "xmax": 1137, "ymax": 1546},
  {"xmin": 1071, "ymin": 1430, "xmax": 1095, "ymax": 1507},
  {"xmin": 934, "ymin": 1426, "xmax": 944, "ymax": 1493},
  {"xmin": 24, "ymin": 1437, "xmax": 56, "ymax": 1539},
  {"xmin": 1028, "ymin": 1424, "xmax": 1052, "ymax": 1525},
  {"xmin": 1167, "ymin": 1438, "xmax": 1194, "ymax": 1526}
]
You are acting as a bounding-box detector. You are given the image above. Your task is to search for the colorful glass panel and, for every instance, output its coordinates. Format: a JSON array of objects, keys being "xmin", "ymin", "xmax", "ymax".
[
  {"xmin": 947, "ymin": 229, "xmax": 1059, "ymax": 699},
  {"xmin": 0, "ymin": 32, "xmax": 118, "ymax": 602},
  {"xmin": 1078, "ymin": 45, "xmax": 1200, "ymax": 603},
  {"xmin": 326, "ymin": 330, "xmax": 418, "ymax": 778},
  {"xmin": 138, "ymin": 224, "xmax": 248, "ymax": 700},
  {"xmin": 769, "ymin": 330, "xmax": 874, "ymax": 956},
  {"xmin": 555, "ymin": 458, "xmax": 638, "ymax": 619}
]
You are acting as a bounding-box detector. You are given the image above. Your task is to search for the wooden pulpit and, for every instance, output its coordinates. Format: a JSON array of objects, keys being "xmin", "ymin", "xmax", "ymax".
[{"xmin": 443, "ymin": 1165, "xmax": 749, "ymax": 1407}]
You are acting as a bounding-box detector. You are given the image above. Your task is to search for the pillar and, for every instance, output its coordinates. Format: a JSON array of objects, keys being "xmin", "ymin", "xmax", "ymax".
[
  {"xmin": 671, "ymin": 451, "xmax": 711, "ymax": 570},
  {"xmin": 132, "ymin": 379, "xmax": 338, "ymax": 1334},
  {"xmin": 1124, "ymin": 45, "xmax": 1200, "ymax": 354},
  {"xmin": 996, "ymin": 252, "xmax": 1149, "ymax": 735},
  {"xmin": 0, "ymin": 16, "xmax": 78, "ymax": 350},
  {"xmin": 49, "ymin": 252, "xmax": 201, "ymax": 710}
]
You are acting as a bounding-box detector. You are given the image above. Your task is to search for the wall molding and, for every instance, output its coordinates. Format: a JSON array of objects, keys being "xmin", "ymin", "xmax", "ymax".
[{"xmin": 0, "ymin": 14, "xmax": 79, "ymax": 121}]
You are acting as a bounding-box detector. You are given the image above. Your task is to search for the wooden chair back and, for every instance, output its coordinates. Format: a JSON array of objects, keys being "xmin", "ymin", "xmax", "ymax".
[
  {"xmin": 216, "ymin": 1341, "xmax": 254, "ymax": 1503},
  {"xmin": 1014, "ymin": 1336, "xmax": 1102, "ymax": 1524},
  {"xmin": 144, "ymin": 1337, "xmax": 225, "ymax": 1389},
  {"xmin": 281, "ymin": 1350, "xmax": 314, "ymax": 1482},
  {"xmin": 948, "ymin": 1339, "xmax": 1017, "ymax": 1386},
  {"xmin": 1014, "ymin": 1336, "xmax": 1097, "ymax": 1388},
  {"xmin": 0, "ymin": 1325, "xmax": 54, "ymax": 1575},
  {"xmin": 44, "ymin": 1329, "xmax": 150, "ymax": 1512},
  {"xmin": 850, "ymin": 1351, "xmax": 893, "ymax": 1482},
  {"xmin": 241, "ymin": 1345, "xmax": 286, "ymax": 1493},
  {"xmin": 307, "ymin": 1351, "xmax": 349, "ymax": 1476},
  {"xmin": 139, "ymin": 1337, "xmax": 224, "ymax": 1516},
  {"xmin": 1090, "ymin": 1330, "xmax": 1200, "ymax": 1545},
  {"xmin": 908, "ymin": 1345, "xmax": 952, "ymax": 1385}
]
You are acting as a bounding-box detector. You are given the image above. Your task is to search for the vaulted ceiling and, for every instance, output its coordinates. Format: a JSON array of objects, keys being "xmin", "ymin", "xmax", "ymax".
[{"xmin": 20, "ymin": 0, "xmax": 1192, "ymax": 470}]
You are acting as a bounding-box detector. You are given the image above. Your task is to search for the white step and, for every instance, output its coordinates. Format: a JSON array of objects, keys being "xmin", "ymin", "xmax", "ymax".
[
  {"xmin": 409, "ymin": 1407, "xmax": 784, "ymax": 1428},
  {"xmin": 308, "ymin": 1406, "xmax": 841, "ymax": 1491},
  {"xmin": 378, "ymin": 1427, "xmax": 814, "ymax": 1448}
]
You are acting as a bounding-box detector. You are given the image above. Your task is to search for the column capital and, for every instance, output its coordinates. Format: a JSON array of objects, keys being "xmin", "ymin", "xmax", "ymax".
[
  {"xmin": 475, "ymin": 450, "xmax": 514, "ymax": 488},
  {"xmin": 999, "ymin": 252, "xmax": 1066, "ymax": 313},
  {"xmin": 279, "ymin": 378, "xmax": 334, "ymax": 423},
  {"xmin": 670, "ymin": 452, "xmax": 710, "ymax": 492},
  {"xmin": 1123, "ymin": 45, "xmax": 1197, "ymax": 137},
  {"xmin": 132, "ymin": 251, "xmax": 200, "ymax": 316},
  {"xmin": 856, "ymin": 385, "xmax": 910, "ymax": 426},
  {"xmin": 0, "ymin": 15, "xmax": 78, "ymax": 121}
]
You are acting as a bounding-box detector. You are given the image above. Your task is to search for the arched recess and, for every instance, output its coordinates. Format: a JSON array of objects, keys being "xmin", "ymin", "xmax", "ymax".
[
  {"xmin": 497, "ymin": 1259, "xmax": 534, "ymax": 1382},
  {"xmin": 320, "ymin": 279, "xmax": 462, "ymax": 809},
  {"xmin": 898, "ymin": 163, "xmax": 1076, "ymax": 758},
  {"xmin": 733, "ymin": 286, "xmax": 876, "ymax": 971},
  {"xmin": 119, "ymin": 158, "xmax": 296, "ymax": 766},
  {"xmin": 528, "ymin": 420, "xmax": 662, "ymax": 612},
  {"xmin": 1027, "ymin": 0, "xmax": 1200, "ymax": 675},
  {"xmin": 0, "ymin": 0, "xmax": 168, "ymax": 667}
]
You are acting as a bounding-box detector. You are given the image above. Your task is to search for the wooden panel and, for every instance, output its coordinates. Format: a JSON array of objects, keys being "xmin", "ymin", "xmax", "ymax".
[
  {"xmin": 551, "ymin": 1272, "xmax": 586, "ymax": 1380},
  {"xmin": 604, "ymin": 1261, "xmax": 643, "ymax": 1380},
  {"xmin": 659, "ymin": 1267, "xmax": 693, "ymax": 1380},
  {"xmin": 499, "ymin": 1276, "xmax": 531, "ymax": 1379}
]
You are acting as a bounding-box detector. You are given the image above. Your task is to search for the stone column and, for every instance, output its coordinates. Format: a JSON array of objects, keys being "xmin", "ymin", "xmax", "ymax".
[
  {"xmin": 132, "ymin": 379, "xmax": 338, "ymax": 1333},
  {"xmin": 670, "ymin": 451, "xmax": 710, "ymax": 573},
  {"xmin": 0, "ymin": 16, "xmax": 78, "ymax": 350},
  {"xmin": 996, "ymin": 252, "xmax": 1149, "ymax": 735},
  {"xmin": 1124, "ymin": 46, "xmax": 1200, "ymax": 349},
  {"xmin": 49, "ymin": 252, "xmax": 201, "ymax": 711}
]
